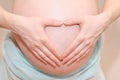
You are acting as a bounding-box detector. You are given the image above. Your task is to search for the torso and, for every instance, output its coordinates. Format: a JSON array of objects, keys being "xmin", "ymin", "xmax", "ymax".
[{"xmin": 10, "ymin": 0, "xmax": 99, "ymax": 75}]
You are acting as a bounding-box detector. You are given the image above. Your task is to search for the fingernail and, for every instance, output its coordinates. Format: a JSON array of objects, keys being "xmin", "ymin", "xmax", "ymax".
[
  {"xmin": 57, "ymin": 63, "xmax": 61, "ymax": 67},
  {"xmin": 60, "ymin": 57, "xmax": 63, "ymax": 61},
  {"xmin": 44, "ymin": 61, "xmax": 47, "ymax": 64},
  {"xmin": 67, "ymin": 63, "xmax": 70, "ymax": 67}
]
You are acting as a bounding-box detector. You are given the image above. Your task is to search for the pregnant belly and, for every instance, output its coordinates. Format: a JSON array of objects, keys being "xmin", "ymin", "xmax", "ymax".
[
  {"xmin": 11, "ymin": 0, "xmax": 99, "ymax": 75},
  {"xmin": 11, "ymin": 26, "xmax": 92, "ymax": 75}
]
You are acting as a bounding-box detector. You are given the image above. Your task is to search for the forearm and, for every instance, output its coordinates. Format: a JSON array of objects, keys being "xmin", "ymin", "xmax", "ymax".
[
  {"xmin": 0, "ymin": 6, "xmax": 14, "ymax": 30},
  {"xmin": 101, "ymin": 0, "xmax": 120, "ymax": 24}
]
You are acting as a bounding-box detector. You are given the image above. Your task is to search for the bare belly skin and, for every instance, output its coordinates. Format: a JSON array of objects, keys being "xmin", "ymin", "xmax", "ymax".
[{"xmin": 11, "ymin": 0, "xmax": 99, "ymax": 75}]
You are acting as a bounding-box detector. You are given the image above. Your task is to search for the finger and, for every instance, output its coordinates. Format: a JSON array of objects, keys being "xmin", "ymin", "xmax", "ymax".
[
  {"xmin": 64, "ymin": 18, "xmax": 82, "ymax": 26},
  {"xmin": 76, "ymin": 42, "xmax": 96, "ymax": 63},
  {"xmin": 13, "ymin": 35, "xmax": 49, "ymax": 66},
  {"xmin": 62, "ymin": 36, "xmax": 84, "ymax": 60},
  {"xmin": 43, "ymin": 19, "xmax": 63, "ymax": 27},
  {"xmin": 34, "ymin": 48, "xmax": 57, "ymax": 68},
  {"xmin": 42, "ymin": 34, "xmax": 62, "ymax": 60},
  {"xmin": 62, "ymin": 40, "xmax": 91, "ymax": 65},
  {"xmin": 67, "ymin": 44, "xmax": 91, "ymax": 66},
  {"xmin": 76, "ymin": 49, "xmax": 91, "ymax": 63},
  {"xmin": 62, "ymin": 40, "xmax": 90, "ymax": 64},
  {"xmin": 32, "ymin": 50, "xmax": 48, "ymax": 65},
  {"xmin": 62, "ymin": 42, "xmax": 85, "ymax": 65},
  {"xmin": 37, "ymin": 43, "xmax": 61, "ymax": 67}
]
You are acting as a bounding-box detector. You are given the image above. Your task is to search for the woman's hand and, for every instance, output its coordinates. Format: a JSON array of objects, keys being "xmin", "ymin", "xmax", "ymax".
[
  {"xmin": 62, "ymin": 13, "xmax": 110, "ymax": 66},
  {"xmin": 9, "ymin": 15, "xmax": 63, "ymax": 68}
]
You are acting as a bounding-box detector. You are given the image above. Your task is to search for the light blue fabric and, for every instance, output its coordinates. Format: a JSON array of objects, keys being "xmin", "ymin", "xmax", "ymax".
[{"xmin": 1, "ymin": 31, "xmax": 103, "ymax": 80}]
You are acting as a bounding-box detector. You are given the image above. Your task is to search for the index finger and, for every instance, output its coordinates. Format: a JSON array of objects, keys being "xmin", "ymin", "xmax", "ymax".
[
  {"xmin": 62, "ymin": 35, "xmax": 84, "ymax": 60},
  {"xmin": 41, "ymin": 33, "xmax": 62, "ymax": 61},
  {"xmin": 43, "ymin": 18, "xmax": 63, "ymax": 27}
]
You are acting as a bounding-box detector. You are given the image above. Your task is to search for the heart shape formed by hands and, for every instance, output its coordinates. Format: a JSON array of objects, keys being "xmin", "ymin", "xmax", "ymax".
[
  {"xmin": 41, "ymin": 18, "xmax": 91, "ymax": 68},
  {"xmin": 45, "ymin": 23, "xmax": 80, "ymax": 59}
]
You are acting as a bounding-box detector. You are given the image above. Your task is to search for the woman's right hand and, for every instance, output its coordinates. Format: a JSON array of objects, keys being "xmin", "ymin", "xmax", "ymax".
[{"xmin": 8, "ymin": 15, "xmax": 63, "ymax": 68}]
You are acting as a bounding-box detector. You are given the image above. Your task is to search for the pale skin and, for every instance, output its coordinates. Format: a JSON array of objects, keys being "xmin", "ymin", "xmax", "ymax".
[{"xmin": 0, "ymin": 0, "xmax": 120, "ymax": 75}]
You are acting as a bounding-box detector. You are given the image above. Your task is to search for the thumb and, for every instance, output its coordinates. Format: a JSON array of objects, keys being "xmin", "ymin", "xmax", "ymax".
[
  {"xmin": 43, "ymin": 19, "xmax": 63, "ymax": 27},
  {"xmin": 64, "ymin": 18, "xmax": 83, "ymax": 26}
]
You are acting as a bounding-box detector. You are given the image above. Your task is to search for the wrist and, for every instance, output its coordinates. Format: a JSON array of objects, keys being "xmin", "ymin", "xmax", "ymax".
[
  {"xmin": 99, "ymin": 12, "xmax": 113, "ymax": 25},
  {"xmin": 0, "ymin": 10, "xmax": 14, "ymax": 30},
  {"xmin": 2, "ymin": 11, "xmax": 24, "ymax": 32},
  {"xmin": 92, "ymin": 12, "xmax": 113, "ymax": 33}
]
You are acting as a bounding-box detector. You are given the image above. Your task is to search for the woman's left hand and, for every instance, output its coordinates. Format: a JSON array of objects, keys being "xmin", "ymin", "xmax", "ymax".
[{"xmin": 61, "ymin": 13, "xmax": 110, "ymax": 66}]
